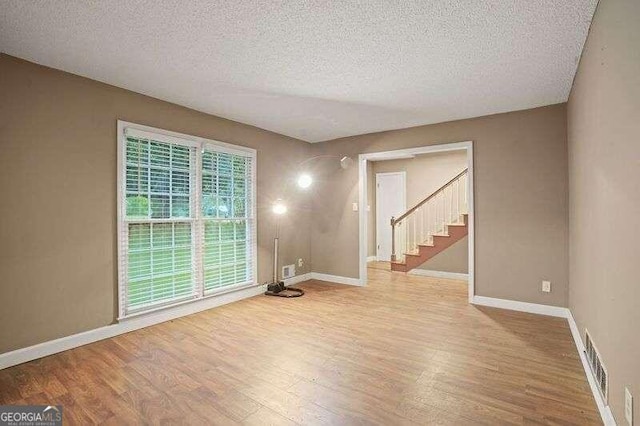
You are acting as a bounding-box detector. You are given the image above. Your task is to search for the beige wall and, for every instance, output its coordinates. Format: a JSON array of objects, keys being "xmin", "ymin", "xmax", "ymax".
[
  {"xmin": 567, "ymin": 0, "xmax": 640, "ymax": 422},
  {"xmin": 0, "ymin": 54, "xmax": 312, "ymax": 353},
  {"xmin": 373, "ymin": 151, "xmax": 468, "ymax": 208},
  {"xmin": 311, "ymin": 103, "xmax": 569, "ymax": 306},
  {"xmin": 367, "ymin": 150, "xmax": 468, "ymax": 274},
  {"xmin": 419, "ymin": 236, "xmax": 468, "ymax": 274}
]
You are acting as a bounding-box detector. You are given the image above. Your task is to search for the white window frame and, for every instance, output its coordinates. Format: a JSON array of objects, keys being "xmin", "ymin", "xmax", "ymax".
[{"xmin": 117, "ymin": 120, "xmax": 257, "ymax": 319}]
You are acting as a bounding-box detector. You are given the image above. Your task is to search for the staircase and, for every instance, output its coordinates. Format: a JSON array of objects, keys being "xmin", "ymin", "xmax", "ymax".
[{"xmin": 390, "ymin": 169, "xmax": 469, "ymax": 273}]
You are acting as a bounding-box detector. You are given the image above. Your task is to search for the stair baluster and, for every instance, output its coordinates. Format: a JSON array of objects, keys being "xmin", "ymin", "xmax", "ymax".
[{"xmin": 390, "ymin": 169, "xmax": 469, "ymax": 272}]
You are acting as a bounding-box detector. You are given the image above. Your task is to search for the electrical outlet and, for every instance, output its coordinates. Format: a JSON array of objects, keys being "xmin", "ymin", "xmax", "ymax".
[
  {"xmin": 626, "ymin": 387, "xmax": 633, "ymax": 425},
  {"xmin": 297, "ymin": 258, "xmax": 303, "ymax": 268},
  {"xmin": 352, "ymin": 202, "xmax": 358, "ymax": 212},
  {"xmin": 542, "ymin": 280, "xmax": 551, "ymax": 293}
]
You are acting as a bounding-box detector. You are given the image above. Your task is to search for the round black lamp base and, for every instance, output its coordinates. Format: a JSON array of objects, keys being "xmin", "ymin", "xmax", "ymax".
[{"xmin": 265, "ymin": 281, "xmax": 305, "ymax": 298}]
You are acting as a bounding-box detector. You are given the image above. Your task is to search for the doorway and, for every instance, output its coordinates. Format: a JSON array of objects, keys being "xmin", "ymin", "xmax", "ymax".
[
  {"xmin": 375, "ymin": 172, "xmax": 406, "ymax": 261},
  {"xmin": 358, "ymin": 141, "xmax": 475, "ymax": 302}
]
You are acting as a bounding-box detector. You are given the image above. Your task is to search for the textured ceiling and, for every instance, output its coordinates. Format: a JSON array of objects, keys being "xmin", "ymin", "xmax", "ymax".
[{"xmin": 0, "ymin": 1, "xmax": 597, "ymax": 142}]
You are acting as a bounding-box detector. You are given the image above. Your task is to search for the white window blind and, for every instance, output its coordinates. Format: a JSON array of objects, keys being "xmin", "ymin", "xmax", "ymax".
[
  {"xmin": 118, "ymin": 123, "xmax": 256, "ymax": 318},
  {"xmin": 201, "ymin": 150, "xmax": 254, "ymax": 292}
]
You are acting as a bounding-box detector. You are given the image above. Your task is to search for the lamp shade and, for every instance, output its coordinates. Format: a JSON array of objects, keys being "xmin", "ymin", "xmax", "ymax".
[
  {"xmin": 297, "ymin": 174, "xmax": 312, "ymax": 189},
  {"xmin": 272, "ymin": 200, "xmax": 287, "ymax": 215}
]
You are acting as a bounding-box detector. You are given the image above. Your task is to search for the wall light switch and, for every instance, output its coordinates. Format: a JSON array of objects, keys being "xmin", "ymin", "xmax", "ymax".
[
  {"xmin": 625, "ymin": 387, "xmax": 633, "ymax": 425},
  {"xmin": 542, "ymin": 280, "xmax": 551, "ymax": 293},
  {"xmin": 352, "ymin": 203, "xmax": 358, "ymax": 211}
]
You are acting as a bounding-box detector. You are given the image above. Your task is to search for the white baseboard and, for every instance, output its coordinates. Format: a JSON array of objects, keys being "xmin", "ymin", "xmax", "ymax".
[
  {"xmin": 471, "ymin": 295, "xmax": 569, "ymax": 318},
  {"xmin": 0, "ymin": 279, "xmax": 616, "ymax": 426},
  {"xmin": 309, "ymin": 272, "xmax": 364, "ymax": 287},
  {"xmin": 567, "ymin": 312, "xmax": 617, "ymax": 426},
  {"xmin": 0, "ymin": 284, "xmax": 265, "ymax": 370},
  {"xmin": 283, "ymin": 273, "xmax": 312, "ymax": 286},
  {"xmin": 366, "ymin": 256, "xmax": 377, "ymax": 262},
  {"xmin": 0, "ymin": 272, "xmax": 362, "ymax": 370},
  {"xmin": 409, "ymin": 269, "xmax": 469, "ymax": 281},
  {"xmin": 287, "ymin": 271, "xmax": 364, "ymax": 287},
  {"xmin": 0, "ymin": 271, "xmax": 365, "ymax": 371},
  {"xmin": 472, "ymin": 295, "xmax": 614, "ymax": 425}
]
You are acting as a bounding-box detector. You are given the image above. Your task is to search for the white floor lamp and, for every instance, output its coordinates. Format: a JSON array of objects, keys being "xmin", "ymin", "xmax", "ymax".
[
  {"xmin": 263, "ymin": 158, "xmax": 352, "ymax": 298},
  {"xmin": 264, "ymin": 199, "xmax": 304, "ymax": 297}
]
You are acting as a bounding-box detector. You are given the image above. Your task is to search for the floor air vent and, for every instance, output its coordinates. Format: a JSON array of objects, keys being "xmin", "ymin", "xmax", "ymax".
[{"xmin": 584, "ymin": 330, "xmax": 608, "ymax": 403}]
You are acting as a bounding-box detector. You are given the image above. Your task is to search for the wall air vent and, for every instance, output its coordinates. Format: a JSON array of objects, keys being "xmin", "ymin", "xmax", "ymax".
[{"xmin": 584, "ymin": 330, "xmax": 608, "ymax": 403}]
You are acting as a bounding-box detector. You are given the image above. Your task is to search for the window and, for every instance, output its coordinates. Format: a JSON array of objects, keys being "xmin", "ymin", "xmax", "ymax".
[{"xmin": 117, "ymin": 122, "xmax": 256, "ymax": 318}]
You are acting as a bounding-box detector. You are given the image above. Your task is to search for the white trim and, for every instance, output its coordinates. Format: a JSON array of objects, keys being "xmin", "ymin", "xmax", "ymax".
[
  {"xmin": 408, "ymin": 269, "xmax": 469, "ymax": 281},
  {"xmin": 358, "ymin": 154, "xmax": 368, "ymax": 286},
  {"xmin": 122, "ymin": 122, "xmax": 256, "ymax": 157},
  {"xmin": 125, "ymin": 128, "xmax": 201, "ymax": 149},
  {"xmin": 366, "ymin": 256, "xmax": 377, "ymax": 262},
  {"xmin": 117, "ymin": 121, "xmax": 126, "ymax": 316},
  {"xmin": 277, "ymin": 271, "xmax": 362, "ymax": 287},
  {"xmin": 0, "ymin": 275, "xmax": 618, "ymax": 426},
  {"xmin": 283, "ymin": 273, "xmax": 312, "ymax": 286},
  {"xmin": 375, "ymin": 171, "xmax": 406, "ymax": 261},
  {"xmin": 116, "ymin": 120, "xmax": 258, "ymax": 319},
  {"xmin": 278, "ymin": 271, "xmax": 363, "ymax": 287},
  {"xmin": 567, "ymin": 313, "xmax": 617, "ymax": 426},
  {"xmin": 365, "ymin": 152, "xmax": 416, "ymax": 161},
  {"xmin": 250, "ymin": 147, "xmax": 258, "ymax": 292},
  {"xmin": 363, "ymin": 141, "xmax": 471, "ymax": 158},
  {"xmin": 471, "ymin": 296, "xmax": 569, "ymax": 318},
  {"xmin": 359, "ymin": 141, "xmax": 474, "ymax": 297},
  {"xmin": 466, "ymin": 143, "xmax": 475, "ymax": 303},
  {"xmin": 0, "ymin": 284, "xmax": 264, "ymax": 370},
  {"xmin": 310, "ymin": 273, "xmax": 363, "ymax": 287},
  {"xmin": 470, "ymin": 295, "xmax": 615, "ymax": 425}
]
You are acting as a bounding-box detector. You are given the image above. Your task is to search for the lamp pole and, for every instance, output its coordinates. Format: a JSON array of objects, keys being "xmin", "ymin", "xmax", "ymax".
[
  {"xmin": 265, "ymin": 200, "xmax": 304, "ymax": 297},
  {"xmin": 273, "ymin": 216, "xmax": 280, "ymax": 285},
  {"xmin": 264, "ymin": 157, "xmax": 352, "ymax": 297}
]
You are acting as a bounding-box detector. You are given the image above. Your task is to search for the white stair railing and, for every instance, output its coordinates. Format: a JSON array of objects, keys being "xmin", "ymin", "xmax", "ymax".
[{"xmin": 391, "ymin": 169, "xmax": 468, "ymax": 263}]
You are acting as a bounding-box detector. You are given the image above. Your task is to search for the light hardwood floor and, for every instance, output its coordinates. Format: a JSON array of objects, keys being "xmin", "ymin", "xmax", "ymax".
[{"xmin": 0, "ymin": 262, "xmax": 600, "ymax": 425}]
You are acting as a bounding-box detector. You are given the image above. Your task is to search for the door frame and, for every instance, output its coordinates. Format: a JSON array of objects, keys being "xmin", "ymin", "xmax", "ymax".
[
  {"xmin": 375, "ymin": 171, "xmax": 407, "ymax": 261},
  {"xmin": 358, "ymin": 141, "xmax": 475, "ymax": 303}
]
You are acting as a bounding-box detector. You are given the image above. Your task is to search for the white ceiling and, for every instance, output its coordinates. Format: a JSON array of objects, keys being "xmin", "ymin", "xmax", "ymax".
[{"xmin": 0, "ymin": 1, "xmax": 597, "ymax": 142}]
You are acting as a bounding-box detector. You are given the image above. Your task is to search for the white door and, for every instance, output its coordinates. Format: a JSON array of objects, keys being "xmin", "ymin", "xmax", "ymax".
[{"xmin": 376, "ymin": 172, "xmax": 406, "ymax": 261}]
